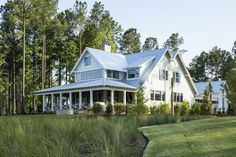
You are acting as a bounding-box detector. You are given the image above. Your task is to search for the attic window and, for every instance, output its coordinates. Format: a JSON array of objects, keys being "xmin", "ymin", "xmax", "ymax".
[
  {"xmin": 128, "ymin": 69, "xmax": 139, "ymax": 79},
  {"xmin": 84, "ymin": 57, "xmax": 91, "ymax": 66},
  {"xmin": 159, "ymin": 70, "xmax": 168, "ymax": 80}
]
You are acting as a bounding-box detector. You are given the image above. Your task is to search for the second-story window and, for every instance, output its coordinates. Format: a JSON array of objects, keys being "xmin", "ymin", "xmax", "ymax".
[
  {"xmin": 84, "ymin": 56, "xmax": 91, "ymax": 66},
  {"xmin": 128, "ymin": 69, "xmax": 139, "ymax": 79},
  {"xmin": 173, "ymin": 72, "xmax": 181, "ymax": 83},
  {"xmin": 113, "ymin": 71, "xmax": 119, "ymax": 79},
  {"xmin": 159, "ymin": 70, "xmax": 168, "ymax": 80},
  {"xmin": 107, "ymin": 70, "xmax": 112, "ymax": 78},
  {"xmin": 107, "ymin": 70, "xmax": 120, "ymax": 79}
]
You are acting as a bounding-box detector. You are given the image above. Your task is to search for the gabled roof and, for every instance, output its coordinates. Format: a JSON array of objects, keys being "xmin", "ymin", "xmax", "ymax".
[
  {"xmin": 71, "ymin": 47, "xmax": 168, "ymax": 73},
  {"xmin": 87, "ymin": 48, "xmax": 127, "ymax": 71},
  {"xmin": 194, "ymin": 80, "xmax": 228, "ymax": 95},
  {"xmin": 35, "ymin": 78, "xmax": 137, "ymax": 94}
]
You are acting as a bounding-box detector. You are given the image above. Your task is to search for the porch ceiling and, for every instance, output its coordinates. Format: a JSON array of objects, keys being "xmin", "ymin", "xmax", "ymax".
[{"xmin": 34, "ymin": 78, "xmax": 137, "ymax": 95}]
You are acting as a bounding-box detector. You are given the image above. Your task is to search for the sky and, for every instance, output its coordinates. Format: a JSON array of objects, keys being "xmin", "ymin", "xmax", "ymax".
[{"xmin": 1, "ymin": 0, "xmax": 236, "ymax": 65}]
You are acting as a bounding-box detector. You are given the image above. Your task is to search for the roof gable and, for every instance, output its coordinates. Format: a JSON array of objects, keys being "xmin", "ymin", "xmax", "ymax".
[{"xmin": 195, "ymin": 80, "xmax": 227, "ymax": 94}]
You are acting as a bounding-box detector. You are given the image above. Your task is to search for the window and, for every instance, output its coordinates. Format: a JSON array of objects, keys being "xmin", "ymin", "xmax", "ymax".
[
  {"xmin": 179, "ymin": 93, "xmax": 183, "ymax": 102},
  {"xmin": 107, "ymin": 70, "xmax": 112, "ymax": 78},
  {"xmin": 155, "ymin": 91, "xmax": 161, "ymax": 101},
  {"xmin": 159, "ymin": 70, "xmax": 168, "ymax": 80},
  {"xmin": 150, "ymin": 91, "xmax": 165, "ymax": 101},
  {"xmin": 150, "ymin": 90, "xmax": 154, "ymax": 100},
  {"xmin": 161, "ymin": 92, "xmax": 165, "ymax": 101},
  {"xmin": 128, "ymin": 69, "xmax": 139, "ymax": 79},
  {"xmin": 174, "ymin": 92, "xmax": 183, "ymax": 102},
  {"xmin": 79, "ymin": 70, "xmax": 102, "ymax": 80},
  {"xmin": 84, "ymin": 57, "xmax": 91, "ymax": 66},
  {"xmin": 107, "ymin": 70, "xmax": 120, "ymax": 79},
  {"xmin": 173, "ymin": 72, "xmax": 181, "ymax": 83},
  {"xmin": 113, "ymin": 71, "xmax": 119, "ymax": 79}
]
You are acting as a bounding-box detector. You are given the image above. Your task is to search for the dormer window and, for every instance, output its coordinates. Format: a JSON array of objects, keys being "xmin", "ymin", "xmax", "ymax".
[
  {"xmin": 107, "ymin": 70, "xmax": 119, "ymax": 79},
  {"xmin": 84, "ymin": 56, "xmax": 91, "ymax": 66},
  {"xmin": 128, "ymin": 69, "xmax": 139, "ymax": 79}
]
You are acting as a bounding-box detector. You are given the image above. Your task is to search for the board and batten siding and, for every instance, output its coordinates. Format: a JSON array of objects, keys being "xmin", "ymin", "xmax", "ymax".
[{"xmin": 143, "ymin": 53, "xmax": 195, "ymax": 107}]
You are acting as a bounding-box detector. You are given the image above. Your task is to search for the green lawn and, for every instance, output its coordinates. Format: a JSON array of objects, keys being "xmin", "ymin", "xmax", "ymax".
[{"xmin": 139, "ymin": 117, "xmax": 236, "ymax": 157}]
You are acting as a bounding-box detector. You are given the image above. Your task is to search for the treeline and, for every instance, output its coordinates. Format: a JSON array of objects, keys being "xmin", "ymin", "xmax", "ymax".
[{"xmin": 0, "ymin": 0, "xmax": 183, "ymax": 115}]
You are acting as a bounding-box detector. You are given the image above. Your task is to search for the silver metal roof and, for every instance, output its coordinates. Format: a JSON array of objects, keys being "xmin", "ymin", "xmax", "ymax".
[{"xmin": 35, "ymin": 78, "xmax": 137, "ymax": 94}]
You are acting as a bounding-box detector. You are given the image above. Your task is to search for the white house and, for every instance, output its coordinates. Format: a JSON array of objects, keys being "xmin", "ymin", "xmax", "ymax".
[
  {"xmin": 35, "ymin": 44, "xmax": 198, "ymax": 112},
  {"xmin": 194, "ymin": 80, "xmax": 230, "ymax": 113}
]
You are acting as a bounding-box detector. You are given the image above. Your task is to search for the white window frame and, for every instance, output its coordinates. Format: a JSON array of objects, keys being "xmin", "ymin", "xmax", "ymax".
[
  {"xmin": 159, "ymin": 69, "xmax": 168, "ymax": 80},
  {"xmin": 84, "ymin": 56, "xmax": 91, "ymax": 66},
  {"xmin": 127, "ymin": 69, "xmax": 140, "ymax": 80},
  {"xmin": 173, "ymin": 72, "xmax": 181, "ymax": 83}
]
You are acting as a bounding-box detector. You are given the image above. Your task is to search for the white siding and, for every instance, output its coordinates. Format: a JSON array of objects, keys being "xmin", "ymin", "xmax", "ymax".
[
  {"xmin": 143, "ymin": 53, "xmax": 195, "ymax": 107},
  {"xmin": 75, "ymin": 51, "xmax": 103, "ymax": 72}
]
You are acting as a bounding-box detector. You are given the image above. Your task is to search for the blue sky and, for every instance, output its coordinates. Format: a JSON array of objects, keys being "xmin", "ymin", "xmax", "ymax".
[{"xmin": 1, "ymin": 0, "xmax": 236, "ymax": 65}]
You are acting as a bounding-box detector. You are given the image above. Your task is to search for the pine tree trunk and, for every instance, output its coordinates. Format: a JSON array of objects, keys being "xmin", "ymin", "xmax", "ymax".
[
  {"xmin": 79, "ymin": 32, "xmax": 82, "ymax": 55},
  {"xmin": 22, "ymin": 14, "xmax": 26, "ymax": 114},
  {"xmin": 42, "ymin": 34, "xmax": 46, "ymax": 89},
  {"xmin": 58, "ymin": 57, "xmax": 62, "ymax": 86},
  {"xmin": 12, "ymin": 56, "xmax": 16, "ymax": 114}
]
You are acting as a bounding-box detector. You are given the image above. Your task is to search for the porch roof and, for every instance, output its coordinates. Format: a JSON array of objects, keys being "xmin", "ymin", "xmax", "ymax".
[{"xmin": 34, "ymin": 79, "xmax": 137, "ymax": 95}]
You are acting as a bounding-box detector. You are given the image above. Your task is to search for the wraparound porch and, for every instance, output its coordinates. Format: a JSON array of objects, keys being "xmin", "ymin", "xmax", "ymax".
[{"xmin": 37, "ymin": 87, "xmax": 136, "ymax": 112}]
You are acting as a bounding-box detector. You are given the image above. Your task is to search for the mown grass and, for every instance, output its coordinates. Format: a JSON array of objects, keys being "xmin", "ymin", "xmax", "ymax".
[
  {"xmin": 0, "ymin": 114, "xmax": 212, "ymax": 157},
  {"xmin": 140, "ymin": 116, "xmax": 236, "ymax": 157}
]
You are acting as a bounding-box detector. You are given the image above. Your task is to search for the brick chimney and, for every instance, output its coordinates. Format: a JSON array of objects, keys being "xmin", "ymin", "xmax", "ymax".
[{"xmin": 102, "ymin": 41, "xmax": 111, "ymax": 52}]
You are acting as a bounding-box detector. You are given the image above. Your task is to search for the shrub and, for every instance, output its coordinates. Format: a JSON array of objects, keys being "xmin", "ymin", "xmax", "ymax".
[
  {"xmin": 159, "ymin": 102, "xmax": 170, "ymax": 114},
  {"xmin": 190, "ymin": 102, "xmax": 201, "ymax": 115},
  {"xmin": 106, "ymin": 103, "xmax": 113, "ymax": 115},
  {"xmin": 126, "ymin": 104, "xmax": 149, "ymax": 115},
  {"xmin": 135, "ymin": 104, "xmax": 149, "ymax": 115},
  {"xmin": 92, "ymin": 103, "xmax": 102, "ymax": 115},
  {"xmin": 174, "ymin": 103, "xmax": 181, "ymax": 116},
  {"xmin": 126, "ymin": 104, "xmax": 137, "ymax": 115},
  {"xmin": 114, "ymin": 103, "xmax": 126, "ymax": 115},
  {"xmin": 150, "ymin": 106, "xmax": 159, "ymax": 115},
  {"xmin": 180, "ymin": 101, "xmax": 189, "ymax": 116}
]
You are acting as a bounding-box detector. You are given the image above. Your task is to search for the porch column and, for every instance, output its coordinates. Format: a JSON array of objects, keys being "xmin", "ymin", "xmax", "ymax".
[
  {"xmin": 51, "ymin": 94, "xmax": 54, "ymax": 112},
  {"xmin": 134, "ymin": 92, "xmax": 137, "ymax": 104},
  {"xmin": 111, "ymin": 90, "xmax": 114, "ymax": 105},
  {"xmin": 90, "ymin": 90, "xmax": 93, "ymax": 107},
  {"xmin": 123, "ymin": 90, "xmax": 126, "ymax": 105},
  {"xmin": 42, "ymin": 94, "xmax": 46, "ymax": 112},
  {"xmin": 79, "ymin": 91, "xmax": 82, "ymax": 109},
  {"xmin": 59, "ymin": 93, "xmax": 62, "ymax": 109},
  {"xmin": 69, "ymin": 92, "xmax": 72, "ymax": 110}
]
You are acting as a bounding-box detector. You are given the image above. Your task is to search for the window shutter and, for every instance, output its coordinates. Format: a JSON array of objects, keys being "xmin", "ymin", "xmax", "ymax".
[{"xmin": 165, "ymin": 70, "xmax": 168, "ymax": 80}]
